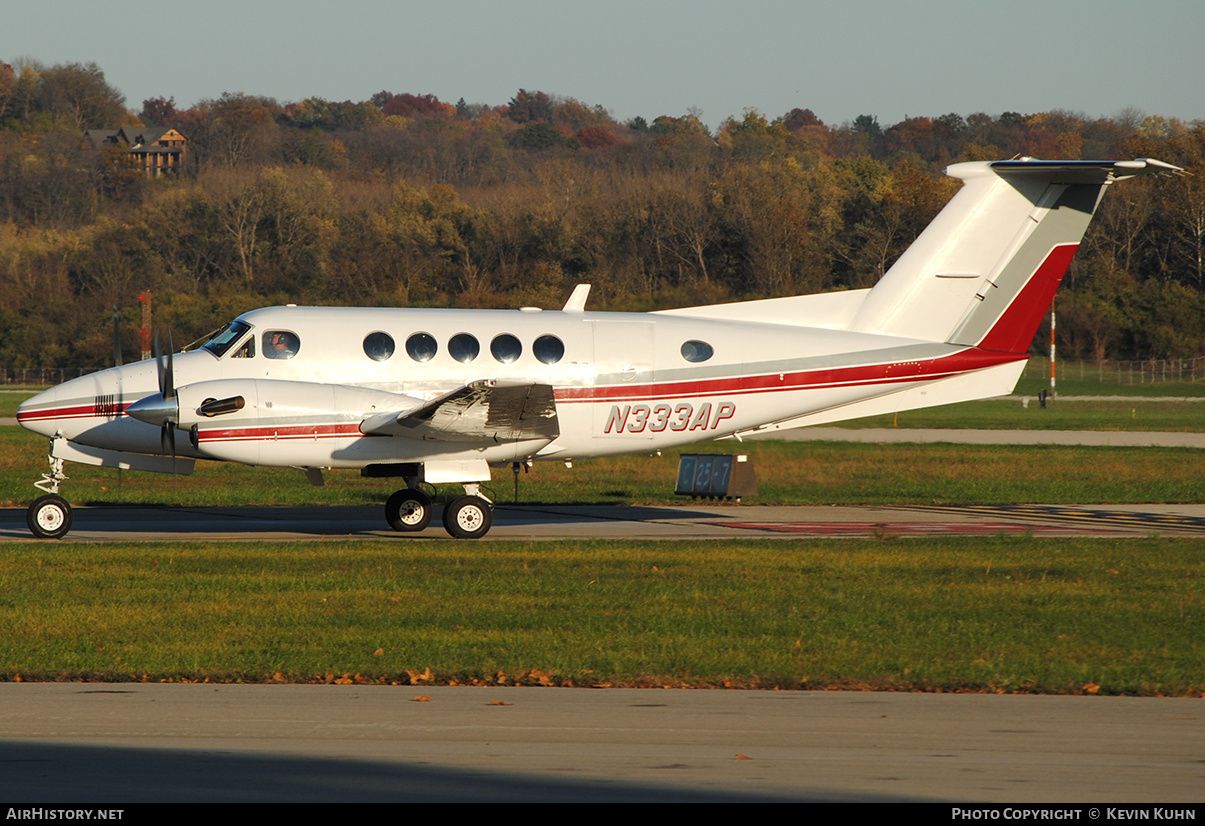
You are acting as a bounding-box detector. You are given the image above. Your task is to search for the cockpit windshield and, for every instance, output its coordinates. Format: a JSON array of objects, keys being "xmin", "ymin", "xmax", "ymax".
[{"xmin": 200, "ymin": 320, "xmax": 253, "ymax": 358}]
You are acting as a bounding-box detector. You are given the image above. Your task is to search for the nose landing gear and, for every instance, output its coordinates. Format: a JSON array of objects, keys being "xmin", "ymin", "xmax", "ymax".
[
  {"xmin": 28, "ymin": 494, "xmax": 72, "ymax": 539},
  {"xmin": 27, "ymin": 450, "xmax": 72, "ymax": 539}
]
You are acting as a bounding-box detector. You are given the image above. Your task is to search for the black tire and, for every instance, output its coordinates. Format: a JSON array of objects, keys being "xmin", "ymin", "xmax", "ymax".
[
  {"xmin": 385, "ymin": 489, "xmax": 433, "ymax": 532},
  {"xmin": 441, "ymin": 495, "xmax": 493, "ymax": 539},
  {"xmin": 27, "ymin": 494, "xmax": 73, "ymax": 539}
]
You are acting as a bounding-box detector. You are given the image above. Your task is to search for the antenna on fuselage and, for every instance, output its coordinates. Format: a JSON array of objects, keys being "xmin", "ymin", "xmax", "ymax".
[{"xmin": 562, "ymin": 284, "xmax": 591, "ymax": 313}]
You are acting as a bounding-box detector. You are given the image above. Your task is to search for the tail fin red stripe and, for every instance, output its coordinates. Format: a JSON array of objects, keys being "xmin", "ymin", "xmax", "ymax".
[{"xmin": 975, "ymin": 243, "xmax": 1078, "ymax": 354}]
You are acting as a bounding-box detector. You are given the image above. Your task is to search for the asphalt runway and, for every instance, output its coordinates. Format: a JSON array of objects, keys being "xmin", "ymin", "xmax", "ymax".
[
  {"xmin": 6, "ymin": 500, "xmax": 1205, "ymax": 541},
  {"xmin": 1, "ymin": 683, "xmax": 1201, "ymax": 802}
]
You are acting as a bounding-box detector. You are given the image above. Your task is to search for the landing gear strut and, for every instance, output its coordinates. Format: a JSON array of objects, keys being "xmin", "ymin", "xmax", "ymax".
[{"xmin": 27, "ymin": 448, "xmax": 72, "ymax": 539}]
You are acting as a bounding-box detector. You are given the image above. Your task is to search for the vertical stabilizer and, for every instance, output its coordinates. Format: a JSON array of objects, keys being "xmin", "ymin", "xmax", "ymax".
[{"xmin": 849, "ymin": 159, "xmax": 1181, "ymax": 353}]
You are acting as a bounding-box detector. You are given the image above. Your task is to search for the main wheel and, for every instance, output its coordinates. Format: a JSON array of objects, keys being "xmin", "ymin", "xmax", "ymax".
[
  {"xmin": 385, "ymin": 489, "xmax": 433, "ymax": 532},
  {"xmin": 27, "ymin": 494, "xmax": 73, "ymax": 539},
  {"xmin": 442, "ymin": 495, "xmax": 493, "ymax": 539}
]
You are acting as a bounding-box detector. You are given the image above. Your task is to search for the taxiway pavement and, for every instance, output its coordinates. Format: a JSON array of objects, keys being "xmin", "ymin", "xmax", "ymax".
[
  {"xmin": 6, "ymin": 501, "xmax": 1205, "ymax": 541},
  {"xmin": 1, "ymin": 683, "xmax": 1201, "ymax": 802}
]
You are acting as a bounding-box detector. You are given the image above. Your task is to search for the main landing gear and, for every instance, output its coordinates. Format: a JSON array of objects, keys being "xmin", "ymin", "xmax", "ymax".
[
  {"xmin": 385, "ymin": 488, "xmax": 434, "ymax": 532},
  {"xmin": 384, "ymin": 483, "xmax": 493, "ymax": 539},
  {"xmin": 27, "ymin": 451, "xmax": 72, "ymax": 539}
]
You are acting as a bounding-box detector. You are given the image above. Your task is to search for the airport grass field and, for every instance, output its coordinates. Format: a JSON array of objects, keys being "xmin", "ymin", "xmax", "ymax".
[
  {"xmin": 2, "ymin": 383, "xmax": 1204, "ymax": 695},
  {"xmin": 1, "ymin": 536, "xmax": 1201, "ymax": 696}
]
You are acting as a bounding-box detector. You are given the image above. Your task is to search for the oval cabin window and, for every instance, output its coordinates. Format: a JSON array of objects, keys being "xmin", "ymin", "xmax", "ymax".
[
  {"xmin": 448, "ymin": 333, "xmax": 480, "ymax": 363},
  {"xmin": 363, "ymin": 332, "xmax": 395, "ymax": 362},
  {"xmin": 533, "ymin": 334, "xmax": 564, "ymax": 365},
  {"xmin": 406, "ymin": 332, "xmax": 437, "ymax": 362},
  {"xmin": 491, "ymin": 334, "xmax": 522, "ymax": 364},
  {"xmin": 680, "ymin": 340, "xmax": 713, "ymax": 363}
]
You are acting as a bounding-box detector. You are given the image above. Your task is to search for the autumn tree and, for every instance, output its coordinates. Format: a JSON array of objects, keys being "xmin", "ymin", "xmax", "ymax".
[
  {"xmin": 139, "ymin": 96, "xmax": 178, "ymax": 127},
  {"xmin": 37, "ymin": 61, "xmax": 127, "ymax": 129},
  {"xmin": 507, "ymin": 89, "xmax": 554, "ymax": 123},
  {"xmin": 189, "ymin": 92, "xmax": 280, "ymax": 167}
]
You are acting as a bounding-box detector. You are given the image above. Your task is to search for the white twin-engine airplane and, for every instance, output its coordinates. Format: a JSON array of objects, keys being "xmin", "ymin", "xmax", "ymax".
[{"xmin": 17, "ymin": 158, "xmax": 1182, "ymax": 539}]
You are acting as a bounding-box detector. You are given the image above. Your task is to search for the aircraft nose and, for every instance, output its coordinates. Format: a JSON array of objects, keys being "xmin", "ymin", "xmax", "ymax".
[{"xmin": 16, "ymin": 385, "xmax": 64, "ymax": 438}]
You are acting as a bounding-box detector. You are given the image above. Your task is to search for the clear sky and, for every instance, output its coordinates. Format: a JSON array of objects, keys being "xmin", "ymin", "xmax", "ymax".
[{"xmin": 4, "ymin": 0, "xmax": 1202, "ymax": 130}]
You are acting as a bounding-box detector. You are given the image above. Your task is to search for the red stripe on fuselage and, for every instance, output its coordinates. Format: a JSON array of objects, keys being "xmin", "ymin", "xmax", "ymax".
[
  {"xmin": 16, "ymin": 402, "xmax": 129, "ymax": 423},
  {"xmin": 196, "ymin": 422, "xmax": 363, "ymax": 443},
  {"xmin": 554, "ymin": 346, "xmax": 1022, "ymax": 404}
]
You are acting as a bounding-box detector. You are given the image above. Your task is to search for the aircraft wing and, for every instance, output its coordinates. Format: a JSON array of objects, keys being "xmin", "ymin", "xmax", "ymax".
[{"xmin": 360, "ymin": 380, "xmax": 559, "ymax": 443}]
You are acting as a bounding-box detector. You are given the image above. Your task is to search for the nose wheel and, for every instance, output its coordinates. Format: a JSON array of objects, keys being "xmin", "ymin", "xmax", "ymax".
[
  {"xmin": 27, "ymin": 494, "xmax": 73, "ymax": 539},
  {"xmin": 28, "ymin": 447, "xmax": 73, "ymax": 539}
]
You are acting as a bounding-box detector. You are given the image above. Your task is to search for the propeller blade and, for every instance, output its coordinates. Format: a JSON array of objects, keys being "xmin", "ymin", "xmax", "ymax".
[
  {"xmin": 112, "ymin": 306, "xmax": 122, "ymax": 367},
  {"xmin": 141, "ymin": 330, "xmax": 178, "ymax": 459},
  {"xmin": 161, "ymin": 421, "xmax": 175, "ymax": 458},
  {"xmin": 163, "ymin": 331, "xmax": 175, "ymax": 401},
  {"xmin": 153, "ymin": 330, "xmax": 175, "ymax": 401},
  {"xmin": 154, "ymin": 331, "xmax": 165, "ymax": 393}
]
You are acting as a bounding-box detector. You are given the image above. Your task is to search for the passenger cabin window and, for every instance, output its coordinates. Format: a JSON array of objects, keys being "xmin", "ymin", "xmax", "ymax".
[
  {"xmin": 264, "ymin": 330, "xmax": 300, "ymax": 359},
  {"xmin": 680, "ymin": 340, "xmax": 713, "ymax": 363},
  {"xmin": 448, "ymin": 333, "xmax": 479, "ymax": 363},
  {"xmin": 406, "ymin": 332, "xmax": 437, "ymax": 362},
  {"xmin": 232, "ymin": 336, "xmax": 255, "ymax": 358},
  {"xmin": 364, "ymin": 332, "xmax": 395, "ymax": 362},
  {"xmin": 491, "ymin": 334, "xmax": 522, "ymax": 364},
  {"xmin": 202, "ymin": 320, "xmax": 252, "ymax": 358},
  {"xmin": 533, "ymin": 334, "xmax": 564, "ymax": 365}
]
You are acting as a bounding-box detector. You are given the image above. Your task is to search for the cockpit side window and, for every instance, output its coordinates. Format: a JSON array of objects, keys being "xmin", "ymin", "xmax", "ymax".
[
  {"xmin": 232, "ymin": 336, "xmax": 255, "ymax": 358},
  {"xmin": 202, "ymin": 320, "xmax": 253, "ymax": 358},
  {"xmin": 263, "ymin": 330, "xmax": 300, "ymax": 359}
]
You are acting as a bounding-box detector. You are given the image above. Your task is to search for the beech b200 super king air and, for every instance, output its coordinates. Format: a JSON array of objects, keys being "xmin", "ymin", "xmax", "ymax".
[{"xmin": 17, "ymin": 158, "xmax": 1182, "ymax": 539}]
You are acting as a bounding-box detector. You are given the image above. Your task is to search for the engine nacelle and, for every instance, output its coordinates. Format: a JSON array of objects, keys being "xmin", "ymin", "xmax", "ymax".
[{"xmin": 176, "ymin": 379, "xmax": 419, "ymax": 465}]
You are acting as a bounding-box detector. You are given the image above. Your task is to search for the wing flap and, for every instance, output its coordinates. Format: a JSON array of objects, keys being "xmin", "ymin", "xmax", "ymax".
[{"xmin": 361, "ymin": 380, "xmax": 559, "ymax": 443}]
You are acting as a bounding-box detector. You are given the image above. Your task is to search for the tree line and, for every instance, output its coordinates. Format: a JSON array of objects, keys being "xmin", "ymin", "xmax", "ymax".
[{"xmin": 1, "ymin": 58, "xmax": 1202, "ymax": 369}]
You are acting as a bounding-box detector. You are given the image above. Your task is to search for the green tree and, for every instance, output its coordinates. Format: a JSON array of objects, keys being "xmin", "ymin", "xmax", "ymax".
[{"xmin": 38, "ymin": 61, "xmax": 127, "ymax": 129}]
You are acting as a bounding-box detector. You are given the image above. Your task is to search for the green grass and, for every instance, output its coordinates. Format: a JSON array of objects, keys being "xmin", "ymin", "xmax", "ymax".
[
  {"xmin": 0, "ymin": 391, "xmax": 36, "ymax": 418},
  {"xmin": 841, "ymin": 398, "xmax": 1205, "ymax": 431},
  {"xmin": 0, "ymin": 537, "xmax": 1200, "ymax": 695},
  {"xmin": 1017, "ymin": 360, "xmax": 1205, "ymax": 397}
]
